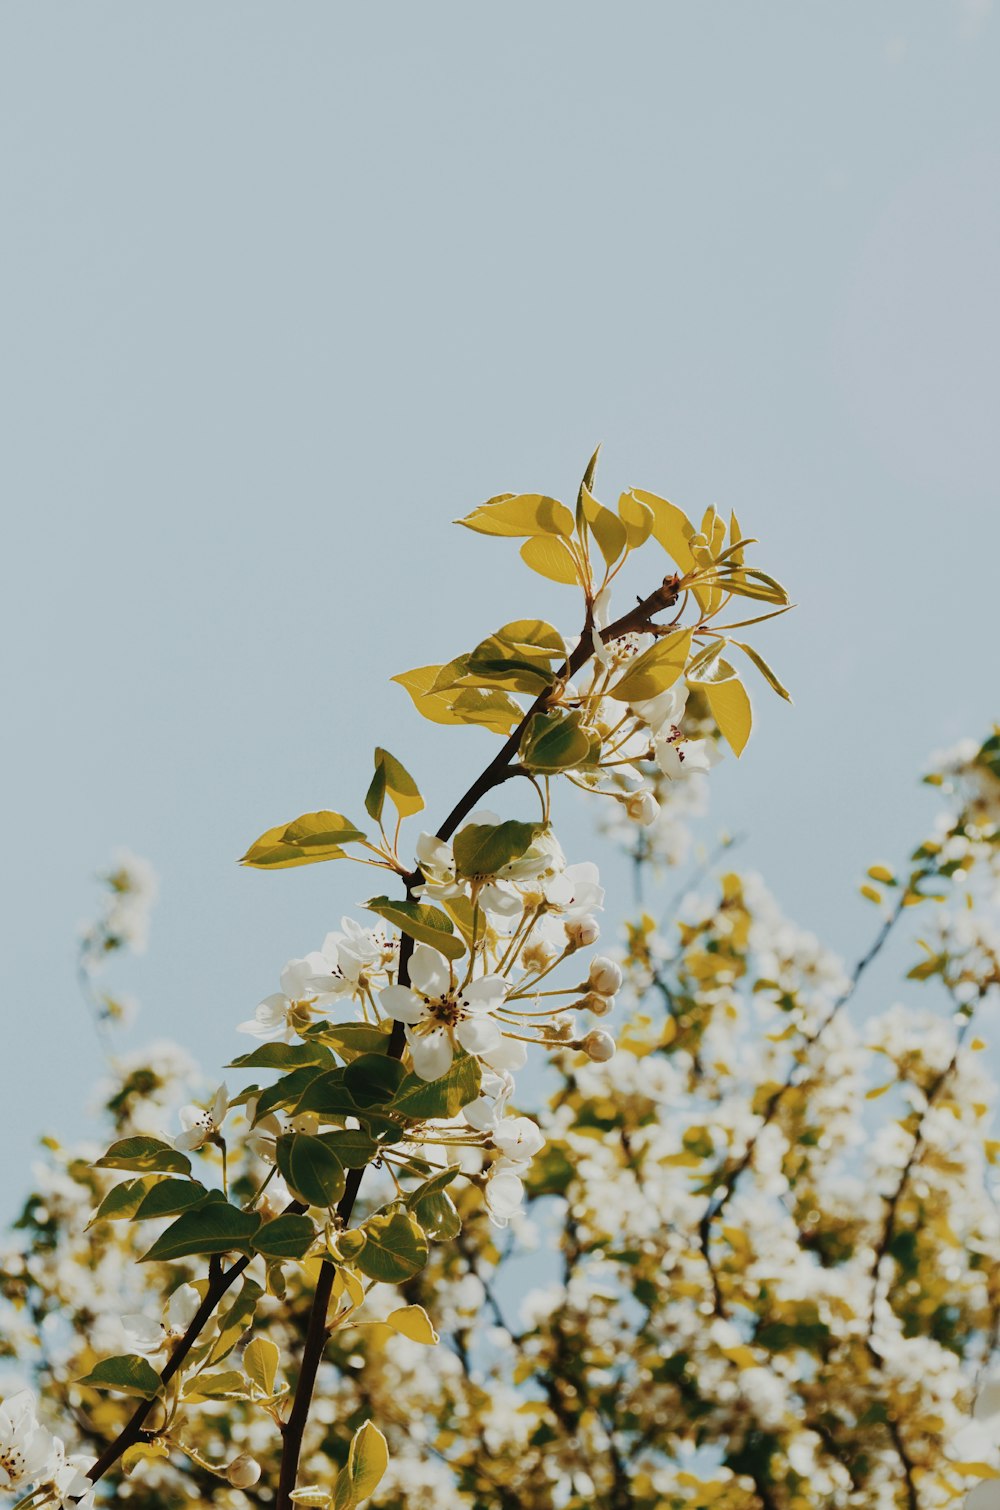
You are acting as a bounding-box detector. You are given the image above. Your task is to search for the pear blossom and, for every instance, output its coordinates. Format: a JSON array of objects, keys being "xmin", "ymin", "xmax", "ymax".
[
  {"xmin": 542, "ymin": 861, "xmax": 605, "ymax": 919},
  {"xmin": 464, "ymin": 1069, "xmax": 515, "ymax": 1131},
  {"xmin": 484, "ymin": 1162, "xmax": 526, "ymax": 1227},
  {"xmin": 175, "ymin": 1084, "xmax": 228, "ymax": 1151},
  {"xmin": 122, "ymin": 1282, "xmax": 201, "ymax": 1355},
  {"xmin": 493, "ymin": 1116, "xmax": 545, "ymax": 1164},
  {"xmin": 380, "ymin": 946, "xmax": 511, "ymax": 1081},
  {"xmin": 656, "ymin": 731, "xmax": 722, "ymax": 779},
  {"xmin": 0, "ymin": 1390, "xmax": 57, "ymax": 1493}
]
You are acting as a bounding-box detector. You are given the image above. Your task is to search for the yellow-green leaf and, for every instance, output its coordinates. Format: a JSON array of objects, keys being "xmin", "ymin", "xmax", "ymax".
[
  {"xmin": 365, "ymin": 897, "xmax": 466, "ymax": 960},
  {"xmin": 347, "ymin": 1421, "xmax": 389, "ymax": 1502},
  {"xmin": 610, "ymin": 629, "xmax": 692, "ymax": 703},
  {"xmin": 366, "ymin": 748, "xmax": 423, "ymax": 823},
  {"xmin": 77, "ymin": 1354, "xmax": 163, "ymax": 1399},
  {"xmin": 392, "ymin": 666, "xmax": 522, "ymax": 735},
  {"xmin": 243, "ymin": 1336, "xmax": 280, "ymax": 1395},
  {"xmin": 240, "ymin": 812, "xmax": 367, "ymax": 869}
]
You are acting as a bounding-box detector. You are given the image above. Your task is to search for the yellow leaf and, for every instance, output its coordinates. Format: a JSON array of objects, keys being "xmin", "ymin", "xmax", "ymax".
[
  {"xmin": 392, "ymin": 666, "xmax": 521, "ymax": 736},
  {"xmin": 951, "ymin": 1463, "xmax": 1000, "ymax": 1480},
  {"xmin": 696, "ymin": 672, "xmax": 752, "ymax": 757},
  {"xmin": 860, "ymin": 884, "xmax": 883, "ymax": 905},
  {"xmin": 971, "ymin": 1037, "xmax": 987, "ymax": 1052},
  {"xmin": 867, "ymin": 864, "xmax": 896, "ymax": 884},
  {"xmin": 581, "ymin": 483, "xmax": 628, "ymax": 567},
  {"xmin": 630, "ymin": 489, "xmax": 696, "ymax": 571},
  {"xmin": 866, "ymin": 1081, "xmax": 895, "ymax": 1099},
  {"xmin": 122, "ymin": 1442, "xmax": 169, "ymax": 1477},
  {"xmin": 385, "ymin": 1305, "xmax": 439, "ymax": 1345},
  {"xmin": 519, "ymin": 534, "xmax": 581, "ymax": 585},
  {"xmin": 457, "ymin": 493, "xmax": 575, "ymax": 538},
  {"xmin": 617, "ymin": 490, "xmax": 654, "ymax": 548}
]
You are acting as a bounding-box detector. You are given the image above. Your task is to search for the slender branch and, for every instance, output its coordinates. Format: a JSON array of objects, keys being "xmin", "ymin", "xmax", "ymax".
[{"xmin": 274, "ymin": 571, "xmax": 684, "ymax": 1504}]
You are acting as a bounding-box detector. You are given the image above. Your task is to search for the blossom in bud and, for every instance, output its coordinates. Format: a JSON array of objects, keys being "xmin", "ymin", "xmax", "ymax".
[
  {"xmin": 581, "ymin": 1029, "xmax": 616, "ymax": 1062},
  {"xmin": 579, "ymin": 991, "xmax": 614, "ymax": 1017},
  {"xmin": 587, "ymin": 956, "xmax": 623, "ymax": 995},
  {"xmin": 226, "ymin": 1454, "xmax": 262, "ymax": 1488},
  {"xmin": 625, "ymin": 789, "xmax": 660, "ymax": 825},
  {"xmin": 565, "ymin": 916, "xmax": 600, "ymax": 950}
]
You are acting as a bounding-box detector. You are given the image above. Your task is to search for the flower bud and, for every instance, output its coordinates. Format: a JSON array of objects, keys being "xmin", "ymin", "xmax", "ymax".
[
  {"xmin": 587, "ymin": 956, "xmax": 623, "ymax": 995},
  {"xmin": 565, "ymin": 916, "xmax": 600, "ymax": 950},
  {"xmin": 226, "ymin": 1455, "xmax": 262, "ymax": 1489},
  {"xmin": 625, "ymin": 789, "xmax": 660, "ymax": 825},
  {"xmin": 579, "ymin": 991, "xmax": 615, "ymax": 1017},
  {"xmin": 581, "ymin": 1029, "xmax": 616, "ymax": 1062}
]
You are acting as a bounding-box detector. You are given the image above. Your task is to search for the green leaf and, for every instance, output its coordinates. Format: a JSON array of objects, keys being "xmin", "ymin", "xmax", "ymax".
[
  {"xmin": 355, "ymin": 1211, "xmax": 429, "ymax": 1283},
  {"xmin": 276, "ymin": 1133, "xmax": 347, "ymax": 1208},
  {"xmin": 89, "ymin": 1176, "xmax": 158, "ymax": 1227},
  {"xmin": 133, "ymin": 1179, "xmax": 209, "ymax": 1221},
  {"xmin": 453, "ymin": 820, "xmax": 542, "ymax": 880},
  {"xmin": 253, "ymin": 1213, "xmax": 316, "ymax": 1261},
  {"xmin": 292, "ymin": 1067, "xmax": 358, "ymax": 1119},
  {"xmin": 392, "ymin": 1054, "xmax": 481, "ymax": 1120},
  {"xmin": 96, "ymin": 1137, "xmax": 192, "ymax": 1178},
  {"xmin": 519, "ymin": 709, "xmax": 593, "ymax": 773},
  {"xmin": 364, "ymin": 760, "xmax": 387, "ymax": 823},
  {"xmin": 457, "ymin": 493, "xmax": 575, "ymax": 539},
  {"xmin": 318, "ymin": 1128, "xmax": 380, "ymax": 1168},
  {"xmin": 240, "ymin": 811, "xmax": 367, "ymax": 869},
  {"xmin": 140, "ymin": 1198, "xmax": 261, "ymax": 1263},
  {"xmin": 253, "ymin": 1065, "xmax": 333, "ymax": 1123},
  {"xmin": 610, "ymin": 628, "xmax": 692, "ymax": 703},
  {"xmin": 77, "ymin": 1354, "xmax": 162, "ymax": 1400},
  {"xmin": 365, "ymin": 897, "xmax": 466, "ymax": 961},
  {"xmin": 322, "ymin": 1024, "xmax": 393, "ymax": 1062},
  {"xmin": 412, "ymin": 1187, "xmax": 461, "ymax": 1240},
  {"xmin": 344, "ymin": 1054, "xmax": 408, "ymax": 1108},
  {"xmin": 228, "ymin": 1042, "xmax": 335, "ymax": 1072},
  {"xmin": 243, "ymin": 1336, "xmax": 280, "ymax": 1395},
  {"xmin": 207, "ymin": 1277, "xmax": 264, "ymax": 1366}
]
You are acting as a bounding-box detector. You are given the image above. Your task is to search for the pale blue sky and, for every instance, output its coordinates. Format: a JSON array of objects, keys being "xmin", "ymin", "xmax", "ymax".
[{"xmin": 3, "ymin": 4, "xmax": 999, "ymax": 1210}]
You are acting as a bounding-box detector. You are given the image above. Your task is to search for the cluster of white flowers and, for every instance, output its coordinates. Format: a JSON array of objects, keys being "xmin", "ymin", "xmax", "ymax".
[{"xmin": 0, "ymin": 1389, "xmax": 93, "ymax": 1506}]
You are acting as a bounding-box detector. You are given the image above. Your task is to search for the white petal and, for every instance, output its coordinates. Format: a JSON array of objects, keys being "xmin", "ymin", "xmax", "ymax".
[
  {"xmin": 409, "ymin": 944, "xmax": 450, "ymax": 997},
  {"xmin": 406, "ymin": 1028, "xmax": 454, "ymax": 1081},
  {"xmin": 459, "ymin": 974, "xmax": 507, "ymax": 1011},
  {"xmin": 379, "ymin": 984, "xmax": 427, "ymax": 1026},
  {"xmin": 456, "ymin": 1017, "xmax": 502, "ymax": 1055},
  {"xmin": 483, "ymin": 1037, "xmax": 528, "ymax": 1072}
]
